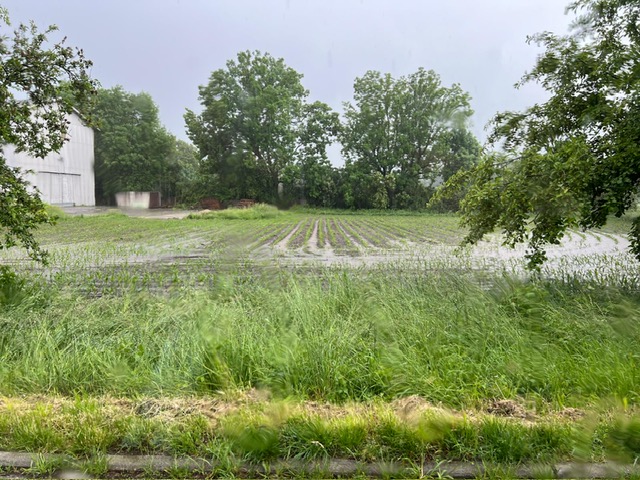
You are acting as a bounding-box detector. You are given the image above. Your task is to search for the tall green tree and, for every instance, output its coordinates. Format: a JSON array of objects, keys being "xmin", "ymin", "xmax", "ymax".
[
  {"xmin": 428, "ymin": 128, "xmax": 482, "ymax": 212},
  {"xmin": 438, "ymin": 0, "xmax": 640, "ymax": 267},
  {"xmin": 282, "ymin": 101, "xmax": 340, "ymax": 206},
  {"xmin": 92, "ymin": 86, "xmax": 174, "ymax": 203},
  {"xmin": 0, "ymin": 7, "xmax": 95, "ymax": 262},
  {"xmin": 341, "ymin": 68, "xmax": 475, "ymax": 209},
  {"xmin": 170, "ymin": 139, "xmax": 203, "ymax": 206},
  {"xmin": 185, "ymin": 50, "xmax": 339, "ymax": 204}
]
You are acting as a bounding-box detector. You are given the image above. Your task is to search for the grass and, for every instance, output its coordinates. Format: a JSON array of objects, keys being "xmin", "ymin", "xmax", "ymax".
[
  {"xmin": 0, "ymin": 270, "xmax": 639, "ymax": 407},
  {"xmin": 316, "ymin": 218, "xmax": 327, "ymax": 248},
  {"xmin": 1, "ymin": 209, "xmax": 640, "ymax": 471},
  {"xmin": 44, "ymin": 204, "xmax": 69, "ymax": 221},
  {"xmin": 187, "ymin": 203, "xmax": 285, "ymax": 220},
  {"xmin": 0, "ymin": 394, "xmax": 631, "ymax": 463}
]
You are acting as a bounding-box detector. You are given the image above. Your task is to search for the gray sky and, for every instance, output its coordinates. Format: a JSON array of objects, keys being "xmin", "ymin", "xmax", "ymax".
[{"xmin": 4, "ymin": 0, "xmax": 572, "ymax": 164}]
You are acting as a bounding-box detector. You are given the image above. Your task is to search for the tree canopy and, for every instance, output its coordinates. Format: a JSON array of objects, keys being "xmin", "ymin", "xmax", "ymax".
[
  {"xmin": 436, "ymin": 0, "xmax": 640, "ymax": 267},
  {"xmin": 170, "ymin": 139, "xmax": 202, "ymax": 206},
  {"xmin": 91, "ymin": 86, "xmax": 176, "ymax": 203},
  {"xmin": 0, "ymin": 8, "xmax": 95, "ymax": 262},
  {"xmin": 341, "ymin": 68, "xmax": 477, "ymax": 209},
  {"xmin": 185, "ymin": 50, "xmax": 339, "ymax": 204}
]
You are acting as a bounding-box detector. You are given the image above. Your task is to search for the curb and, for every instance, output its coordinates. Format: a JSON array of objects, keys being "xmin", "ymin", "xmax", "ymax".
[{"xmin": 0, "ymin": 452, "xmax": 639, "ymax": 478}]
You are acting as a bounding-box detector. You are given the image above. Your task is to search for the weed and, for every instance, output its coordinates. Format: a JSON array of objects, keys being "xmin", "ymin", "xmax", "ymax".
[
  {"xmin": 81, "ymin": 451, "xmax": 109, "ymax": 477},
  {"xmin": 0, "ymin": 266, "xmax": 27, "ymax": 307},
  {"xmin": 166, "ymin": 462, "xmax": 193, "ymax": 479},
  {"xmin": 27, "ymin": 453, "xmax": 67, "ymax": 476},
  {"xmin": 188, "ymin": 204, "xmax": 284, "ymax": 220}
]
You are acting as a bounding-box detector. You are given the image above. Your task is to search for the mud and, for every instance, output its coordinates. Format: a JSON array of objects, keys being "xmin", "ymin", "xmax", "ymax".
[
  {"xmin": 249, "ymin": 228, "xmax": 635, "ymax": 280},
  {"xmin": 274, "ymin": 220, "xmax": 304, "ymax": 250}
]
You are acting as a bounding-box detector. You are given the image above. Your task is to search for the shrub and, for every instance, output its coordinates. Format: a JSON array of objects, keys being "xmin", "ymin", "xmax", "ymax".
[
  {"xmin": 0, "ymin": 266, "xmax": 27, "ymax": 307},
  {"xmin": 187, "ymin": 204, "xmax": 284, "ymax": 220}
]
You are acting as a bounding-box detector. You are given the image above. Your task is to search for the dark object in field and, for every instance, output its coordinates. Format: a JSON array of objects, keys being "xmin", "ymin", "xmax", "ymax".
[{"xmin": 199, "ymin": 198, "xmax": 222, "ymax": 210}]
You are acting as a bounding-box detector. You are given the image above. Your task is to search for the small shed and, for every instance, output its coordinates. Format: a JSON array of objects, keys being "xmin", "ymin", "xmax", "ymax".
[
  {"xmin": 3, "ymin": 111, "xmax": 96, "ymax": 206},
  {"xmin": 115, "ymin": 191, "xmax": 161, "ymax": 209}
]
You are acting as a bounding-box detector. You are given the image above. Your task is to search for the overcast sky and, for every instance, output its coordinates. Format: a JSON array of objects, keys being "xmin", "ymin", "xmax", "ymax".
[{"xmin": 4, "ymin": 0, "xmax": 572, "ymax": 164}]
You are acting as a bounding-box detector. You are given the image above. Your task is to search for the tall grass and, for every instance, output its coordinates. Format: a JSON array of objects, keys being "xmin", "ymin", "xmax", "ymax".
[
  {"xmin": 43, "ymin": 204, "xmax": 69, "ymax": 221},
  {"xmin": 188, "ymin": 204, "xmax": 284, "ymax": 220},
  {"xmin": 1, "ymin": 270, "xmax": 639, "ymax": 407}
]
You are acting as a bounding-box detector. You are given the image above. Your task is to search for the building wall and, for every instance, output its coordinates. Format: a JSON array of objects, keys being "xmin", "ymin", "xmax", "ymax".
[{"xmin": 3, "ymin": 112, "xmax": 96, "ymax": 206}]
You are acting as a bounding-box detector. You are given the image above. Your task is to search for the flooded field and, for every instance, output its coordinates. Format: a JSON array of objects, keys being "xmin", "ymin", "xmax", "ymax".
[{"xmin": 1, "ymin": 208, "xmax": 638, "ymax": 293}]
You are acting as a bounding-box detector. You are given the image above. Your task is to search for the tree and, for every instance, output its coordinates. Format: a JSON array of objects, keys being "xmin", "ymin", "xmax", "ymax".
[
  {"xmin": 341, "ymin": 68, "xmax": 474, "ymax": 209},
  {"xmin": 170, "ymin": 139, "xmax": 203, "ymax": 207},
  {"xmin": 92, "ymin": 86, "xmax": 175, "ymax": 203},
  {"xmin": 282, "ymin": 101, "xmax": 340, "ymax": 206},
  {"xmin": 437, "ymin": 0, "xmax": 640, "ymax": 267},
  {"xmin": 185, "ymin": 50, "xmax": 339, "ymax": 204},
  {"xmin": 429, "ymin": 128, "xmax": 482, "ymax": 212},
  {"xmin": 0, "ymin": 7, "xmax": 95, "ymax": 262}
]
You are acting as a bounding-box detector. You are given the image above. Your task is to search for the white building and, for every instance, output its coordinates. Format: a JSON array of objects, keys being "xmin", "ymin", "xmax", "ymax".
[{"xmin": 3, "ymin": 111, "xmax": 95, "ymax": 206}]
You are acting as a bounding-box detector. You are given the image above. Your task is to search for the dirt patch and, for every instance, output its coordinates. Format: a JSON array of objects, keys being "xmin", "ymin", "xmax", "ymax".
[
  {"xmin": 487, "ymin": 399, "xmax": 528, "ymax": 418},
  {"xmin": 254, "ymin": 224, "xmax": 287, "ymax": 247},
  {"xmin": 133, "ymin": 397, "xmax": 240, "ymax": 422},
  {"xmin": 307, "ymin": 220, "xmax": 319, "ymax": 249},
  {"xmin": 391, "ymin": 395, "xmax": 434, "ymax": 415},
  {"xmin": 303, "ymin": 219, "xmax": 329, "ymax": 258},
  {"xmin": 558, "ymin": 407, "xmax": 586, "ymax": 421},
  {"xmin": 390, "ymin": 396, "xmax": 461, "ymax": 425},
  {"xmin": 320, "ymin": 218, "xmax": 329, "ymax": 248}
]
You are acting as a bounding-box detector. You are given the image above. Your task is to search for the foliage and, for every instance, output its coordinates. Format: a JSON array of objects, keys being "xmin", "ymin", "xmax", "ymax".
[
  {"xmin": 428, "ymin": 128, "xmax": 482, "ymax": 212},
  {"xmin": 441, "ymin": 0, "xmax": 640, "ymax": 267},
  {"xmin": 0, "ymin": 7, "xmax": 96, "ymax": 262},
  {"xmin": 185, "ymin": 50, "xmax": 339, "ymax": 204},
  {"xmin": 341, "ymin": 68, "xmax": 477, "ymax": 209},
  {"xmin": 171, "ymin": 139, "xmax": 203, "ymax": 206},
  {"xmin": 187, "ymin": 203, "xmax": 284, "ymax": 220},
  {"xmin": 43, "ymin": 204, "xmax": 68, "ymax": 220},
  {"xmin": 0, "ymin": 265, "xmax": 26, "ymax": 306},
  {"xmin": 280, "ymin": 101, "xmax": 341, "ymax": 207},
  {"xmin": 0, "ymin": 160, "xmax": 52, "ymax": 260},
  {"xmin": 91, "ymin": 86, "xmax": 175, "ymax": 203}
]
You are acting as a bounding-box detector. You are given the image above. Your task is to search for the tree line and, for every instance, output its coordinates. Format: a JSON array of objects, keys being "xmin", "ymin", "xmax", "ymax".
[{"xmin": 92, "ymin": 51, "xmax": 480, "ymax": 210}]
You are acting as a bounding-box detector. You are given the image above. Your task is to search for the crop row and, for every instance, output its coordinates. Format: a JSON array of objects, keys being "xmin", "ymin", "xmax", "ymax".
[
  {"xmin": 4, "ymin": 212, "xmax": 637, "ymax": 293},
  {"xmin": 249, "ymin": 216, "xmax": 464, "ymax": 255}
]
